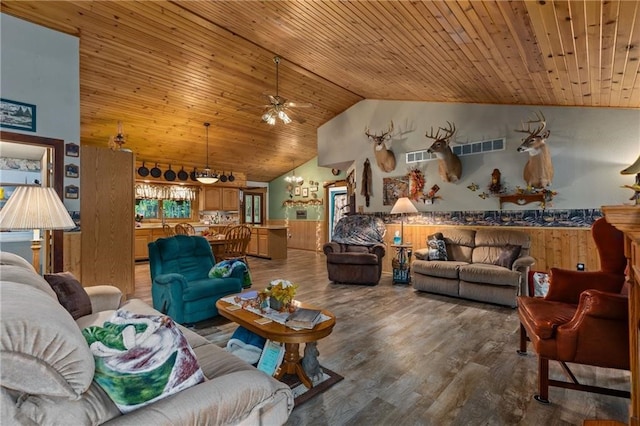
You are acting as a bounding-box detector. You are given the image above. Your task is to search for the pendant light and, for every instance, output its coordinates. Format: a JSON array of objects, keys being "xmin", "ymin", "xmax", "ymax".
[{"xmin": 196, "ymin": 122, "xmax": 219, "ymax": 184}]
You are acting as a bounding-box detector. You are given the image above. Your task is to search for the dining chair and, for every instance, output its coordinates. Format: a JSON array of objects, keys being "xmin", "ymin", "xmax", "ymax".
[
  {"xmin": 220, "ymin": 224, "xmax": 252, "ymax": 268},
  {"xmin": 174, "ymin": 223, "xmax": 196, "ymax": 235},
  {"xmin": 162, "ymin": 224, "xmax": 175, "ymax": 236}
]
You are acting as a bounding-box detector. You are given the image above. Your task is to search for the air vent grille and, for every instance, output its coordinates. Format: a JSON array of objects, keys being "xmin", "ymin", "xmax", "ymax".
[{"xmin": 406, "ymin": 137, "xmax": 506, "ymax": 164}]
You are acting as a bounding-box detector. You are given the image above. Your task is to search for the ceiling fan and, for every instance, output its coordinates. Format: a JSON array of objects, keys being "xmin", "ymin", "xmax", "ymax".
[{"xmin": 255, "ymin": 56, "xmax": 313, "ymax": 125}]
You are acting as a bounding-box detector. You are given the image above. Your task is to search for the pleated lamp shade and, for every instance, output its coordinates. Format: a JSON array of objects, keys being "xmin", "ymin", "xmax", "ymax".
[
  {"xmin": 621, "ymin": 154, "xmax": 640, "ymax": 175},
  {"xmin": 390, "ymin": 197, "xmax": 418, "ymax": 214},
  {"xmin": 0, "ymin": 186, "xmax": 75, "ymax": 231}
]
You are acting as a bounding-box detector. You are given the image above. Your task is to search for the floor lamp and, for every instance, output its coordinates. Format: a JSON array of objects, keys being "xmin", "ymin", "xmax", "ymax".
[
  {"xmin": 390, "ymin": 197, "xmax": 418, "ymax": 244},
  {"xmin": 0, "ymin": 186, "xmax": 76, "ymax": 274}
]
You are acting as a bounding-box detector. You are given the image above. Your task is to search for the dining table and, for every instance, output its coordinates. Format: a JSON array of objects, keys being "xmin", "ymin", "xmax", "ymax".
[{"xmin": 206, "ymin": 235, "xmax": 228, "ymax": 259}]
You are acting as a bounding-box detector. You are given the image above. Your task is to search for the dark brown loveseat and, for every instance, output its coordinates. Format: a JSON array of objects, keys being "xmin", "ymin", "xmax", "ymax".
[{"xmin": 323, "ymin": 215, "xmax": 386, "ymax": 285}]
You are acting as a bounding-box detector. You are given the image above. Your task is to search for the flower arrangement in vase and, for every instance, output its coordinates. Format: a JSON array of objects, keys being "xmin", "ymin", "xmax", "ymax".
[{"xmin": 262, "ymin": 279, "xmax": 298, "ymax": 312}]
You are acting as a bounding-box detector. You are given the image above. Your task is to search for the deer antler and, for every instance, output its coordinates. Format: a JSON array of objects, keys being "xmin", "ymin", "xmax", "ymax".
[
  {"xmin": 426, "ymin": 121, "xmax": 456, "ymax": 143},
  {"xmin": 515, "ymin": 111, "xmax": 546, "ymax": 137},
  {"xmin": 365, "ymin": 121, "xmax": 394, "ymax": 141}
]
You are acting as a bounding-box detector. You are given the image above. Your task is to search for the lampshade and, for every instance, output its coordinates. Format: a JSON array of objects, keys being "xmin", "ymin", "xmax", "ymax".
[
  {"xmin": 390, "ymin": 197, "xmax": 418, "ymax": 215},
  {"xmin": 0, "ymin": 186, "xmax": 75, "ymax": 231},
  {"xmin": 621, "ymin": 154, "xmax": 640, "ymax": 175}
]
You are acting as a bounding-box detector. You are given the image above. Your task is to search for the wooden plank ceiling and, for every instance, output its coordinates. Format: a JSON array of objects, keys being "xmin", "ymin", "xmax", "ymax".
[{"xmin": 3, "ymin": 1, "xmax": 639, "ymax": 182}]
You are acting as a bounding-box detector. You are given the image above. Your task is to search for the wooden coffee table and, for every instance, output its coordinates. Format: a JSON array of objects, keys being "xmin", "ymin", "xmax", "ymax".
[{"xmin": 216, "ymin": 297, "xmax": 336, "ymax": 389}]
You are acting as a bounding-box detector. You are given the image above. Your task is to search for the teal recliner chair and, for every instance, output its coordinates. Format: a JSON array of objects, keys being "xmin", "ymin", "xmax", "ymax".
[{"xmin": 148, "ymin": 235, "xmax": 243, "ymax": 324}]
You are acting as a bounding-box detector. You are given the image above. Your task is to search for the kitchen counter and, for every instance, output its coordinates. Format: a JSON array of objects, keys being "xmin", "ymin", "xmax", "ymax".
[{"xmin": 135, "ymin": 222, "xmax": 236, "ymax": 229}]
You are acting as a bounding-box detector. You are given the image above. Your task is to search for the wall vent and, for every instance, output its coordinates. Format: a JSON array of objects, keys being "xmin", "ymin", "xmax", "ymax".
[{"xmin": 405, "ymin": 137, "xmax": 506, "ymax": 164}]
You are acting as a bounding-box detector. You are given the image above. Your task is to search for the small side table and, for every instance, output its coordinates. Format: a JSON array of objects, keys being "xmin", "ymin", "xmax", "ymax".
[{"xmin": 391, "ymin": 243, "xmax": 413, "ymax": 284}]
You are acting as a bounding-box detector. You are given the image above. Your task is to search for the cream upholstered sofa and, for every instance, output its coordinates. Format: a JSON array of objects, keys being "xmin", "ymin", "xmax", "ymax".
[
  {"xmin": 0, "ymin": 251, "xmax": 293, "ymax": 425},
  {"xmin": 412, "ymin": 228, "xmax": 535, "ymax": 308}
]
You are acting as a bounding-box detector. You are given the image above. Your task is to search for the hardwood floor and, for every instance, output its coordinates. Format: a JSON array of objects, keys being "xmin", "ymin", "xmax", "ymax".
[{"xmin": 134, "ymin": 250, "xmax": 631, "ymax": 425}]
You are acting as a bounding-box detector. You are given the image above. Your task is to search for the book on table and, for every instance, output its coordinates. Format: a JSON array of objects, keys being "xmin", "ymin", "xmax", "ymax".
[
  {"xmin": 257, "ymin": 340, "xmax": 285, "ymax": 376},
  {"xmin": 285, "ymin": 307, "xmax": 322, "ymax": 329}
]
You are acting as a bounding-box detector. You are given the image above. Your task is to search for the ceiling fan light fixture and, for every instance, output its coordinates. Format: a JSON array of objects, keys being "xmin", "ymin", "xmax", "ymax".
[
  {"xmin": 278, "ymin": 110, "xmax": 292, "ymax": 124},
  {"xmin": 262, "ymin": 111, "xmax": 276, "ymax": 125},
  {"xmin": 196, "ymin": 122, "xmax": 219, "ymax": 184}
]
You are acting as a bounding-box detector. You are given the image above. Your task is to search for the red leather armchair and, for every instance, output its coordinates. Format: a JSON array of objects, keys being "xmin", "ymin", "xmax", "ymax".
[{"xmin": 517, "ymin": 217, "xmax": 629, "ymax": 403}]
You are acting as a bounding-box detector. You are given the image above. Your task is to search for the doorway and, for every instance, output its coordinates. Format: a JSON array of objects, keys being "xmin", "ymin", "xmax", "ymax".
[
  {"xmin": 328, "ymin": 186, "xmax": 347, "ymax": 241},
  {"xmin": 0, "ymin": 131, "xmax": 65, "ymax": 272}
]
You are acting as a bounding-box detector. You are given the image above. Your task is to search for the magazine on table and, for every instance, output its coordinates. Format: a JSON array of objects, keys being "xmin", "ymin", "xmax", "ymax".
[{"xmin": 285, "ymin": 307, "xmax": 322, "ymax": 329}]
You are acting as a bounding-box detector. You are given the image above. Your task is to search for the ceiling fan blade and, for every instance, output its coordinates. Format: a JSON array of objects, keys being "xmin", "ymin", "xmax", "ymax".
[
  {"xmin": 286, "ymin": 101, "xmax": 314, "ymax": 108},
  {"xmin": 268, "ymin": 94, "xmax": 279, "ymax": 105}
]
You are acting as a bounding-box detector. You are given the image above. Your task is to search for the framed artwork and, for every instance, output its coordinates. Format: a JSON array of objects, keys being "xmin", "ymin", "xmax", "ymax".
[
  {"xmin": 294, "ymin": 186, "xmax": 301, "ymax": 196},
  {"xmin": 65, "ymin": 143, "xmax": 80, "ymax": 157},
  {"xmin": 310, "ymin": 185, "xmax": 319, "ymax": 192},
  {"xmin": 0, "ymin": 99, "xmax": 36, "ymax": 132},
  {"xmin": 65, "ymin": 185, "xmax": 79, "ymax": 199},
  {"xmin": 302, "ymin": 187, "xmax": 309, "ymax": 197},
  {"xmin": 65, "ymin": 163, "xmax": 79, "ymax": 178},
  {"xmin": 383, "ymin": 176, "xmax": 409, "ymax": 206}
]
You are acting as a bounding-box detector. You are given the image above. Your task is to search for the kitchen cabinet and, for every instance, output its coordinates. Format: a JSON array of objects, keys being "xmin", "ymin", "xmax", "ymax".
[
  {"xmin": 222, "ymin": 188, "xmax": 239, "ymax": 211},
  {"xmin": 134, "ymin": 230, "xmax": 151, "ymax": 260},
  {"xmin": 203, "ymin": 187, "xmax": 239, "ymax": 211},
  {"xmin": 247, "ymin": 227, "xmax": 287, "ymax": 260},
  {"xmin": 203, "ymin": 187, "xmax": 222, "ymax": 210},
  {"xmin": 248, "ymin": 231, "xmax": 259, "ymax": 255},
  {"xmin": 134, "ymin": 228, "xmax": 167, "ymax": 260}
]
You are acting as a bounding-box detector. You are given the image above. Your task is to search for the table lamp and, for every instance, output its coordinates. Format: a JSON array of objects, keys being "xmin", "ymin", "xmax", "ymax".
[
  {"xmin": 390, "ymin": 197, "xmax": 418, "ymax": 244},
  {"xmin": 0, "ymin": 186, "xmax": 76, "ymax": 274},
  {"xmin": 621, "ymin": 154, "xmax": 640, "ymax": 205}
]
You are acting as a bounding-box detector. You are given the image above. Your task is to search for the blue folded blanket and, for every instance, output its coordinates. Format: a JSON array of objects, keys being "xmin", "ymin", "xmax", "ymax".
[
  {"xmin": 209, "ymin": 259, "xmax": 252, "ymax": 287},
  {"xmin": 226, "ymin": 326, "xmax": 266, "ymax": 365}
]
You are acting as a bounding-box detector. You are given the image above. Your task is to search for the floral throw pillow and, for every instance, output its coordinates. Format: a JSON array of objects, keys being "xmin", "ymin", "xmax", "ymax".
[{"xmin": 427, "ymin": 239, "xmax": 448, "ymax": 261}]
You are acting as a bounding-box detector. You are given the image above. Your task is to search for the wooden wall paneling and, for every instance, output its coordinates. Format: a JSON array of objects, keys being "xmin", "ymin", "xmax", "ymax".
[
  {"xmin": 63, "ymin": 232, "xmax": 81, "ymax": 278},
  {"xmin": 81, "ymin": 146, "xmax": 134, "ymax": 295},
  {"xmin": 374, "ymin": 224, "xmax": 598, "ymax": 275}
]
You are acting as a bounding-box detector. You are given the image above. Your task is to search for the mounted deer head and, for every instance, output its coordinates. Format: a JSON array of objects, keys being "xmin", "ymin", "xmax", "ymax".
[
  {"xmin": 365, "ymin": 121, "xmax": 396, "ymax": 172},
  {"xmin": 515, "ymin": 111, "xmax": 553, "ymax": 188},
  {"xmin": 426, "ymin": 121, "xmax": 462, "ymax": 183}
]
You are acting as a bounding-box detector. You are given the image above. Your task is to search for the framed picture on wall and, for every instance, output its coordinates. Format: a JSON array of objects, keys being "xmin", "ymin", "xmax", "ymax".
[
  {"xmin": 302, "ymin": 187, "xmax": 309, "ymax": 197},
  {"xmin": 310, "ymin": 185, "xmax": 319, "ymax": 192},
  {"xmin": 382, "ymin": 176, "xmax": 409, "ymax": 206},
  {"xmin": 294, "ymin": 186, "xmax": 301, "ymax": 196},
  {"xmin": 65, "ymin": 163, "xmax": 79, "ymax": 178},
  {"xmin": 0, "ymin": 99, "xmax": 36, "ymax": 132},
  {"xmin": 65, "ymin": 143, "xmax": 80, "ymax": 157},
  {"xmin": 65, "ymin": 185, "xmax": 79, "ymax": 199}
]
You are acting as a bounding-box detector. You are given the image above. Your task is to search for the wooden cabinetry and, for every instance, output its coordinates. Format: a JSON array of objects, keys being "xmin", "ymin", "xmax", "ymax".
[
  {"xmin": 248, "ymin": 231, "xmax": 259, "ymax": 256},
  {"xmin": 81, "ymin": 146, "xmax": 134, "ymax": 296},
  {"xmin": 247, "ymin": 227, "xmax": 287, "ymax": 260},
  {"xmin": 135, "ymin": 228, "xmax": 168, "ymax": 260},
  {"xmin": 602, "ymin": 205, "xmax": 640, "ymax": 426},
  {"xmin": 203, "ymin": 187, "xmax": 239, "ymax": 211},
  {"xmin": 134, "ymin": 229, "xmax": 152, "ymax": 260},
  {"xmin": 203, "ymin": 187, "xmax": 222, "ymax": 210},
  {"xmin": 222, "ymin": 188, "xmax": 239, "ymax": 210}
]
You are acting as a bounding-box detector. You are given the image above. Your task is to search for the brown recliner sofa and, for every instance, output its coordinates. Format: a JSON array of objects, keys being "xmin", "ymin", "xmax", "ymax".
[
  {"xmin": 517, "ymin": 217, "xmax": 629, "ymax": 403},
  {"xmin": 323, "ymin": 215, "xmax": 386, "ymax": 285}
]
